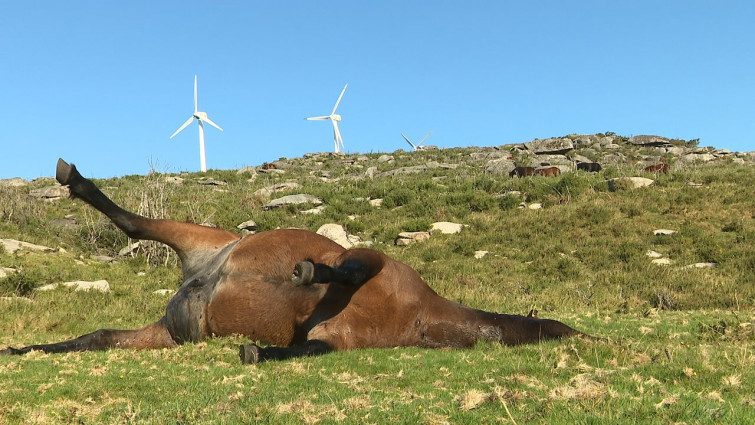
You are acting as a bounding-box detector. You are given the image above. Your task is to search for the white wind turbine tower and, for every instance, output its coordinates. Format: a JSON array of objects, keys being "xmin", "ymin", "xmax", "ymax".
[
  {"xmin": 402, "ymin": 131, "xmax": 432, "ymax": 151},
  {"xmin": 307, "ymin": 83, "xmax": 348, "ymax": 153},
  {"xmin": 170, "ymin": 75, "xmax": 223, "ymax": 172}
]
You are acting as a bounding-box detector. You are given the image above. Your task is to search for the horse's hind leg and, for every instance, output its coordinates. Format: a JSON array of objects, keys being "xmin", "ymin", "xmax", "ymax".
[
  {"xmin": 55, "ymin": 158, "xmax": 239, "ymax": 257},
  {"xmin": 292, "ymin": 248, "xmax": 385, "ymax": 286},
  {"xmin": 0, "ymin": 317, "xmax": 177, "ymax": 355}
]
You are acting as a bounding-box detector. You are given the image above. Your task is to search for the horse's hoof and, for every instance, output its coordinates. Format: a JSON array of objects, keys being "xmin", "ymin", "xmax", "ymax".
[
  {"xmin": 292, "ymin": 261, "xmax": 315, "ymax": 286},
  {"xmin": 239, "ymin": 344, "xmax": 261, "ymax": 364},
  {"xmin": 56, "ymin": 158, "xmax": 75, "ymax": 185}
]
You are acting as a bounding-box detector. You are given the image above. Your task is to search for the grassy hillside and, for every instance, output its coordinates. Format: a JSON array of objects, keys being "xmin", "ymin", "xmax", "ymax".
[{"xmin": 1, "ymin": 140, "xmax": 754, "ymax": 424}]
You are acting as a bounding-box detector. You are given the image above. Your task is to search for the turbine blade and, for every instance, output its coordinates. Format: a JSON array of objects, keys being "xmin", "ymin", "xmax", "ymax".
[
  {"xmin": 194, "ymin": 75, "xmax": 198, "ymax": 113},
  {"xmin": 402, "ymin": 133, "xmax": 417, "ymax": 150},
  {"xmin": 331, "ymin": 83, "xmax": 348, "ymax": 115},
  {"xmin": 170, "ymin": 116, "xmax": 195, "ymax": 139},
  {"xmin": 307, "ymin": 116, "xmax": 330, "ymax": 121},
  {"xmin": 418, "ymin": 131, "xmax": 433, "ymax": 146},
  {"xmin": 202, "ymin": 116, "xmax": 224, "ymax": 132},
  {"xmin": 332, "ymin": 120, "xmax": 344, "ymax": 152}
]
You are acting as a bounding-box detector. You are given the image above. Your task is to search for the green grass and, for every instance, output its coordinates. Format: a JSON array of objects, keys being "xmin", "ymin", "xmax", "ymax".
[{"xmin": 1, "ymin": 143, "xmax": 754, "ymax": 424}]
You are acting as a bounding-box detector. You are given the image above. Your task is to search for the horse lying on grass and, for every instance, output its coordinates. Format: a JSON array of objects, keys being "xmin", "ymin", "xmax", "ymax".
[{"xmin": 1, "ymin": 159, "xmax": 584, "ymax": 363}]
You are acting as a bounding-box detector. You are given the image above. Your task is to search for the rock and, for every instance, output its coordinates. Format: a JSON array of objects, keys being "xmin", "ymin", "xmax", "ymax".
[
  {"xmin": 38, "ymin": 280, "xmax": 111, "ymax": 292},
  {"xmin": 197, "ymin": 178, "xmax": 227, "ymax": 186},
  {"xmin": 90, "ymin": 255, "xmax": 115, "ymax": 263},
  {"xmin": 165, "ymin": 176, "xmax": 184, "ymax": 185},
  {"xmin": 50, "ymin": 215, "xmax": 78, "ymax": 231},
  {"xmin": 64, "ymin": 280, "xmax": 111, "ymax": 292},
  {"xmin": 607, "ymin": 177, "xmax": 654, "ymax": 191},
  {"xmin": 652, "ymin": 258, "xmax": 673, "ymax": 266},
  {"xmin": 678, "ymin": 153, "xmax": 716, "ymax": 164},
  {"xmin": 154, "ymin": 289, "xmax": 175, "ymax": 296},
  {"xmin": 395, "ymin": 231, "xmax": 431, "ymax": 246},
  {"xmin": 474, "ymin": 251, "xmax": 489, "ymax": 259},
  {"xmin": 431, "ymin": 222, "xmax": 465, "ymax": 234},
  {"xmin": 0, "ymin": 267, "xmax": 16, "ymax": 278},
  {"xmin": 0, "ymin": 177, "xmax": 29, "ymax": 187},
  {"xmin": 528, "ymin": 203, "xmax": 543, "ymax": 210},
  {"xmin": 316, "ymin": 224, "xmax": 362, "ymax": 248},
  {"xmin": 627, "ymin": 135, "xmax": 670, "ymax": 146},
  {"xmin": 236, "ymin": 220, "xmax": 258, "ymax": 235},
  {"xmin": 253, "ymin": 182, "xmax": 302, "ymax": 198},
  {"xmin": 118, "ymin": 241, "xmax": 141, "ymax": 256},
  {"xmin": 369, "ymin": 198, "xmax": 383, "ymax": 207},
  {"xmin": 682, "ymin": 262, "xmax": 718, "ymax": 269},
  {"xmin": 0, "ymin": 239, "xmax": 55, "ymax": 254},
  {"xmin": 377, "ymin": 155, "xmax": 394, "ymax": 163},
  {"xmin": 523, "ymin": 138, "xmax": 574, "ymax": 155},
  {"xmin": 365, "ymin": 167, "xmax": 378, "ymax": 178},
  {"xmin": 29, "ymin": 185, "xmax": 69, "ymax": 200},
  {"xmin": 301, "ymin": 206, "xmax": 326, "ymax": 215},
  {"xmin": 484, "ymin": 158, "xmax": 516, "ymax": 175},
  {"xmin": 654, "ymin": 229, "xmax": 677, "ymax": 236},
  {"xmin": 263, "ymin": 194, "xmax": 323, "ymax": 210},
  {"xmin": 646, "ymin": 250, "xmax": 663, "ymax": 258}
]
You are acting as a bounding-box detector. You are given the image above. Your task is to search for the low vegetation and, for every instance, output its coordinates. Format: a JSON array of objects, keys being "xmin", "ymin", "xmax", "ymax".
[{"xmin": 1, "ymin": 139, "xmax": 753, "ymax": 424}]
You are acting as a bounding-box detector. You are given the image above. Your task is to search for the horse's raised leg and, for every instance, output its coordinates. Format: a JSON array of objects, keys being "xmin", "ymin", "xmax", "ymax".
[
  {"xmin": 56, "ymin": 158, "xmax": 240, "ymax": 272},
  {"xmin": 0, "ymin": 318, "xmax": 177, "ymax": 355}
]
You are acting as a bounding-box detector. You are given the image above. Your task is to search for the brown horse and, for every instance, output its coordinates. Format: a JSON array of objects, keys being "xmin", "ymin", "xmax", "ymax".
[
  {"xmin": 1, "ymin": 159, "xmax": 583, "ymax": 363},
  {"xmin": 509, "ymin": 166, "xmax": 536, "ymax": 178},
  {"xmin": 534, "ymin": 167, "xmax": 561, "ymax": 177},
  {"xmin": 643, "ymin": 163, "xmax": 669, "ymax": 174},
  {"xmin": 576, "ymin": 162, "xmax": 602, "ymax": 172}
]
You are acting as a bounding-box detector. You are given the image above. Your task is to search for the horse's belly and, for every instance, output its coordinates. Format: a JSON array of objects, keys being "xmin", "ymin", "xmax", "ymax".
[{"xmin": 205, "ymin": 277, "xmax": 302, "ymax": 346}]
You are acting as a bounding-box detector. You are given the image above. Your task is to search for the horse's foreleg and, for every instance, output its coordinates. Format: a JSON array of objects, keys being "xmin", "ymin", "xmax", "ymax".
[
  {"xmin": 55, "ymin": 158, "xmax": 239, "ymax": 257},
  {"xmin": 238, "ymin": 340, "xmax": 333, "ymax": 364},
  {"xmin": 0, "ymin": 318, "xmax": 177, "ymax": 355}
]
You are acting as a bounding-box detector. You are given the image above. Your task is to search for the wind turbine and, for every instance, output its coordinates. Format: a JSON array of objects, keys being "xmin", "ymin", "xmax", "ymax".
[
  {"xmin": 170, "ymin": 75, "xmax": 223, "ymax": 172},
  {"xmin": 307, "ymin": 83, "xmax": 348, "ymax": 153},
  {"xmin": 402, "ymin": 131, "xmax": 432, "ymax": 151}
]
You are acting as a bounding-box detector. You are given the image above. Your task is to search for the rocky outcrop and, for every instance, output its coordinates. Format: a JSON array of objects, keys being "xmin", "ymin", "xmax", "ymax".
[{"xmin": 523, "ymin": 138, "xmax": 574, "ymax": 155}]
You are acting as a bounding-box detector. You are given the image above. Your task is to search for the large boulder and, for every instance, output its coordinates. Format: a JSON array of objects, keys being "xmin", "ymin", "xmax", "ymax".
[
  {"xmin": 607, "ymin": 177, "xmax": 655, "ymax": 191},
  {"xmin": 484, "ymin": 158, "xmax": 516, "ymax": 175},
  {"xmin": 316, "ymin": 224, "xmax": 362, "ymax": 248},
  {"xmin": 29, "ymin": 185, "xmax": 69, "ymax": 200},
  {"xmin": 263, "ymin": 194, "xmax": 323, "ymax": 210},
  {"xmin": 627, "ymin": 135, "xmax": 670, "ymax": 147},
  {"xmin": 523, "ymin": 138, "xmax": 574, "ymax": 155}
]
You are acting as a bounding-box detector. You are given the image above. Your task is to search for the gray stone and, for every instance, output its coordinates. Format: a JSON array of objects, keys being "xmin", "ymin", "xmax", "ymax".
[
  {"xmin": 627, "ymin": 135, "xmax": 670, "ymax": 146},
  {"xmin": 395, "ymin": 231, "xmax": 431, "ymax": 246},
  {"xmin": 523, "ymin": 138, "xmax": 574, "ymax": 155},
  {"xmin": 316, "ymin": 223, "xmax": 362, "ymax": 248},
  {"xmin": 607, "ymin": 177, "xmax": 654, "ymax": 191},
  {"xmin": 29, "ymin": 185, "xmax": 69, "ymax": 199},
  {"xmin": 431, "ymin": 222, "xmax": 465, "ymax": 234},
  {"xmin": 0, "ymin": 239, "xmax": 55, "ymax": 254},
  {"xmin": 263, "ymin": 194, "xmax": 323, "ymax": 210},
  {"xmin": 253, "ymin": 182, "xmax": 301, "ymax": 198},
  {"xmin": 484, "ymin": 158, "xmax": 515, "ymax": 175},
  {"xmin": 197, "ymin": 178, "xmax": 227, "ymax": 186}
]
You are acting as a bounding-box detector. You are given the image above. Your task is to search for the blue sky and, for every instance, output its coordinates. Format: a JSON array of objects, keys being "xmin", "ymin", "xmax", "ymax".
[{"xmin": 2, "ymin": 1, "xmax": 753, "ymax": 179}]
